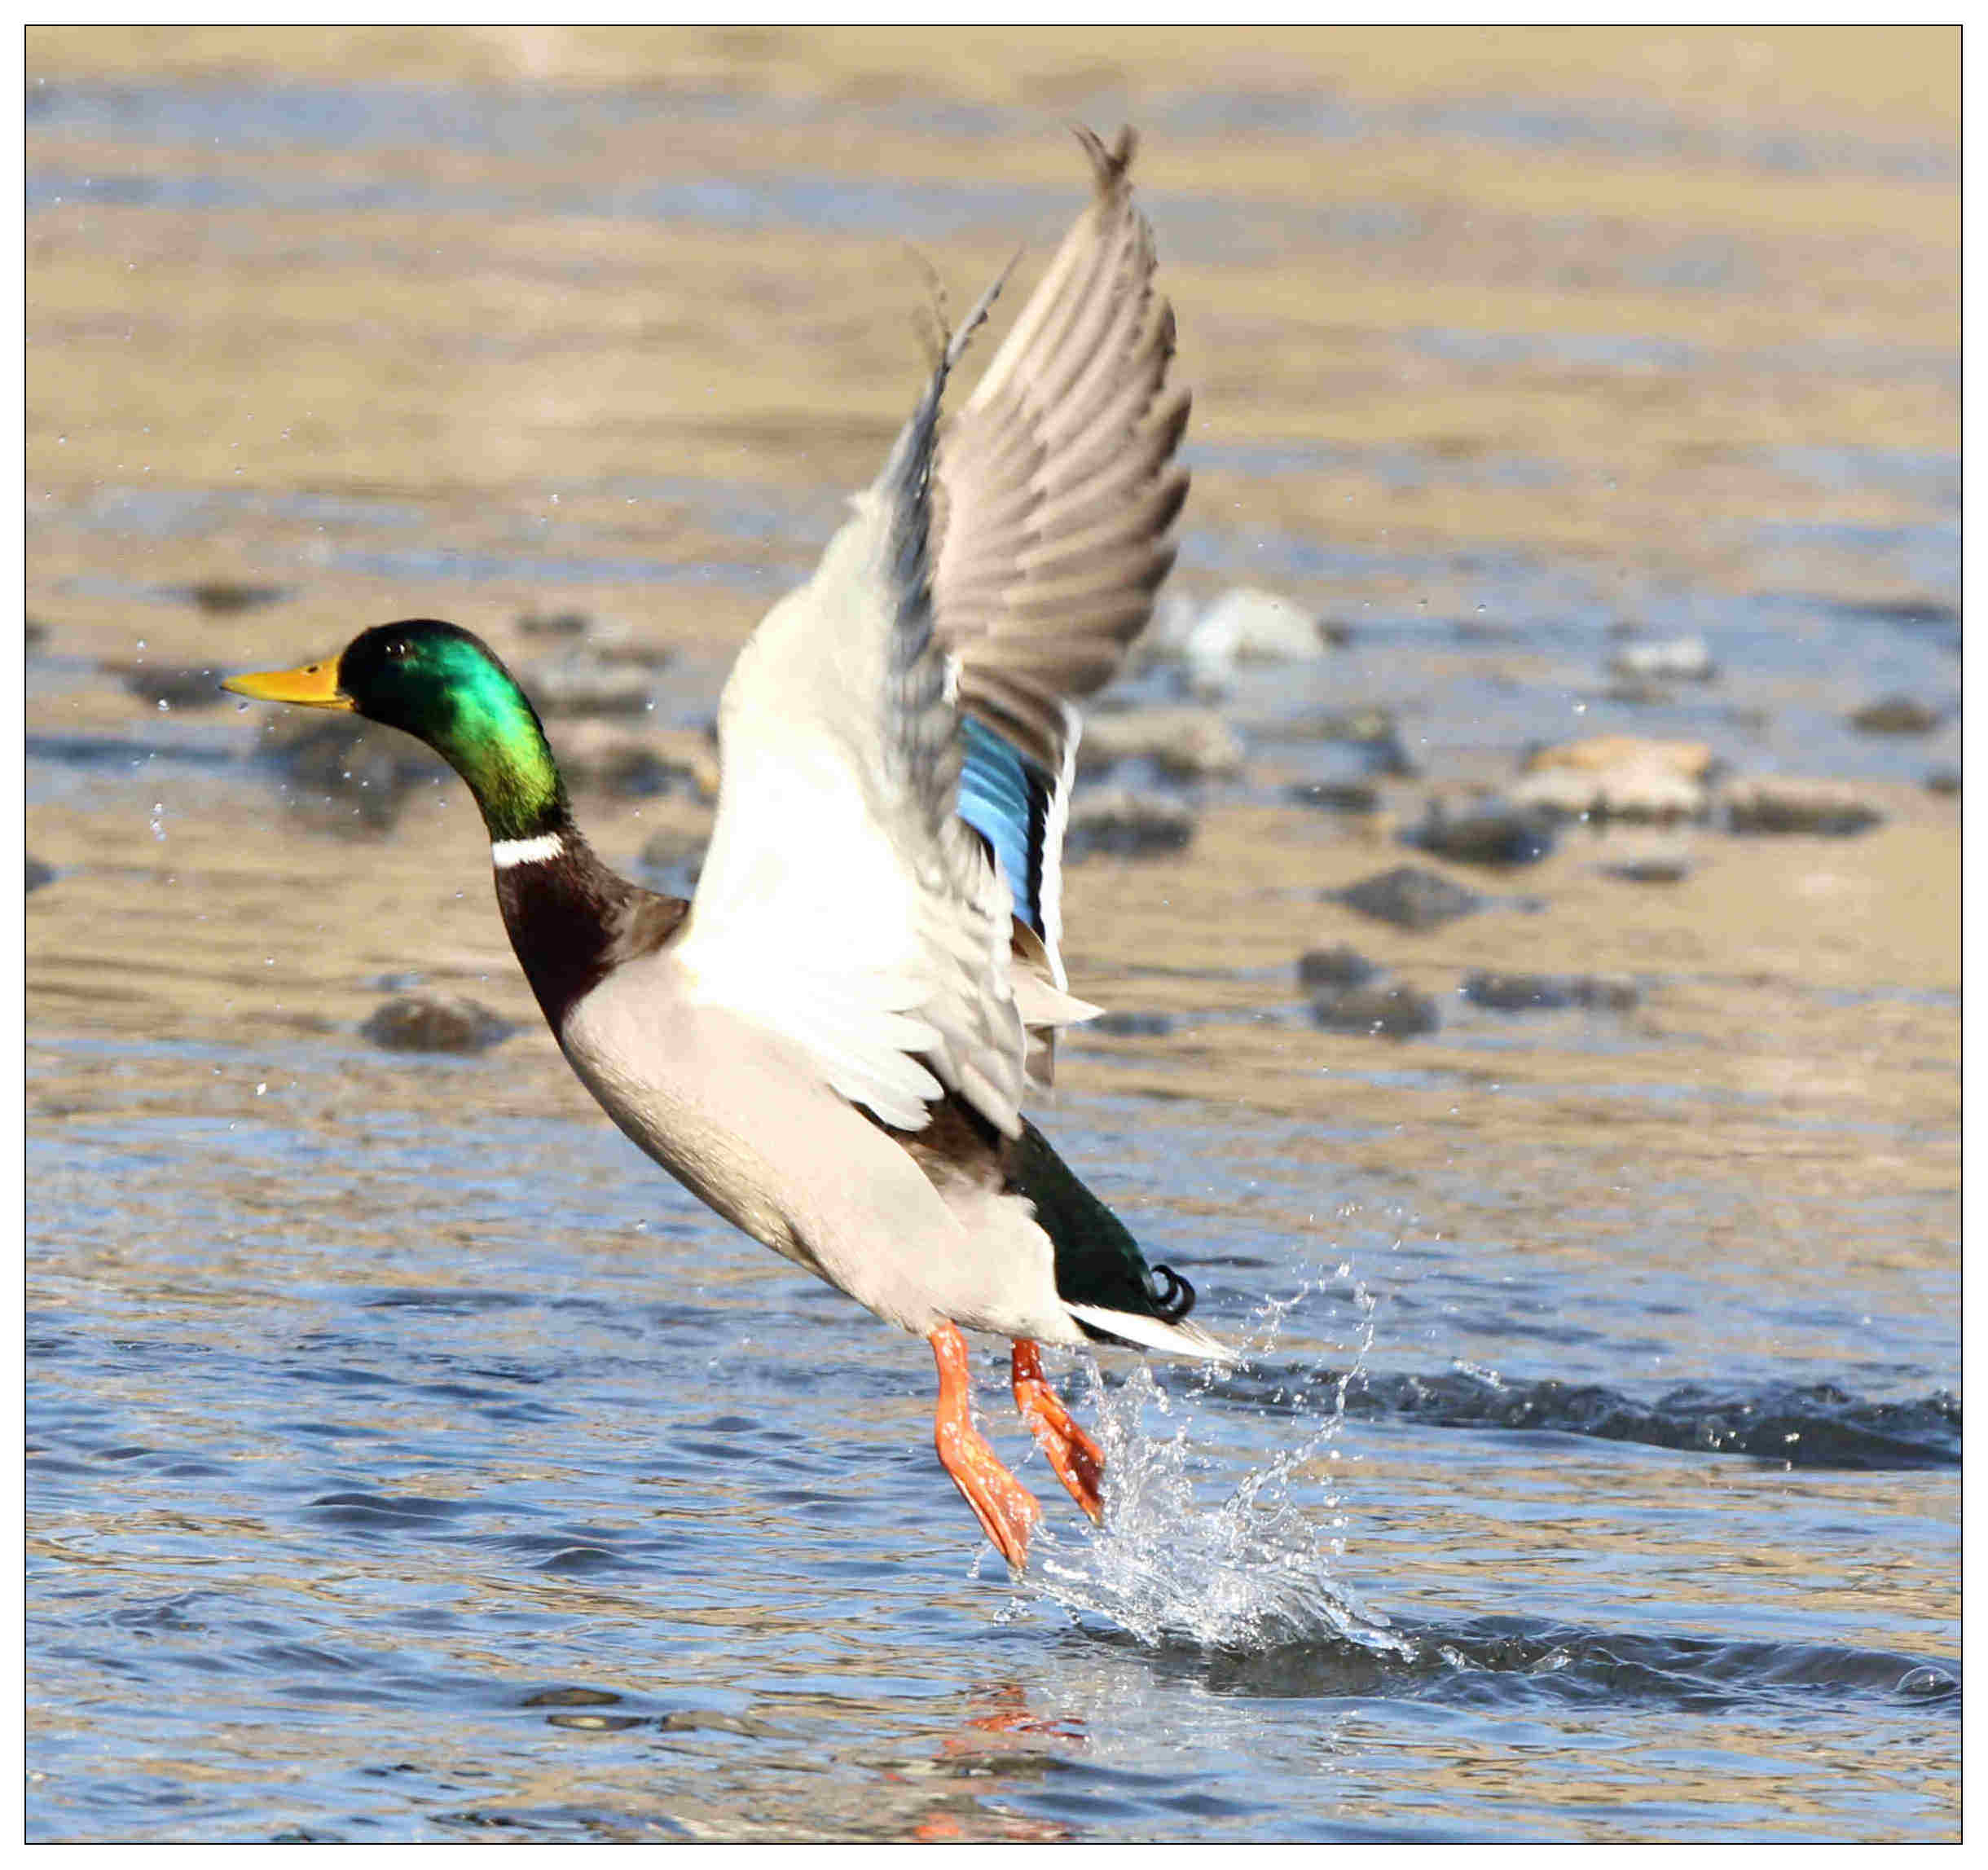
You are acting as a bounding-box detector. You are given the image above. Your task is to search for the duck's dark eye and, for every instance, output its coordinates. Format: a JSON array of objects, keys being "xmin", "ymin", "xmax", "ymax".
[{"xmin": 385, "ymin": 639, "xmax": 409, "ymax": 659}]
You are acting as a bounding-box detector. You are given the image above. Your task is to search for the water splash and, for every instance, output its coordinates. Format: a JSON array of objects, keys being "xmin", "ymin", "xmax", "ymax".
[{"xmin": 1010, "ymin": 1275, "xmax": 1410, "ymax": 1657}]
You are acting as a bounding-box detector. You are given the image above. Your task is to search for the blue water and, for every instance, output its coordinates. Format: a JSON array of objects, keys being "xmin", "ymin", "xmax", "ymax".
[{"xmin": 25, "ymin": 1008, "xmax": 1959, "ymax": 1841}]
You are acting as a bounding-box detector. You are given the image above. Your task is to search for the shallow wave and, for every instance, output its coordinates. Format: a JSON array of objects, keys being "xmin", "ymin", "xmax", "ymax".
[
  {"xmin": 1212, "ymin": 1365, "xmax": 1959, "ymax": 1471},
  {"xmin": 1109, "ymin": 1614, "xmax": 1960, "ymax": 1716}
]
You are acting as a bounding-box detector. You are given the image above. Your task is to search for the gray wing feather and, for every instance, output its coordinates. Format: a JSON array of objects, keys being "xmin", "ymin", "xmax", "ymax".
[
  {"xmin": 934, "ymin": 125, "xmax": 1192, "ymax": 775},
  {"xmin": 683, "ymin": 129, "xmax": 1188, "ymax": 1142}
]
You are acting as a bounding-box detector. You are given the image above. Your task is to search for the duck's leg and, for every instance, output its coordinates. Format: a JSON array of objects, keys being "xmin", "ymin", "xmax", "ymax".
[
  {"xmin": 929, "ymin": 1323, "xmax": 1041, "ymax": 1568},
  {"xmin": 1011, "ymin": 1340, "xmax": 1106, "ymax": 1524}
]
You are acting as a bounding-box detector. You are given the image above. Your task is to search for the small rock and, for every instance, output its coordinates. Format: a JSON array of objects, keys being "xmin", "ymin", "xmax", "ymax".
[
  {"xmin": 264, "ymin": 715, "xmax": 447, "ymax": 832},
  {"xmin": 523, "ymin": 649, "xmax": 655, "ymax": 719},
  {"xmin": 554, "ymin": 721, "xmax": 714, "ymax": 799},
  {"xmin": 1080, "ymin": 707, "xmax": 1244, "ymax": 781},
  {"xmin": 1526, "ymin": 736, "xmax": 1716, "ymax": 780},
  {"xmin": 112, "ymin": 662, "xmax": 229, "ymax": 711},
  {"xmin": 1064, "ymin": 787, "xmax": 1195, "ymax": 862},
  {"xmin": 1514, "ymin": 736, "xmax": 1712, "ymax": 822},
  {"xmin": 1461, "ymin": 972, "xmax": 1574, "ymax": 1012},
  {"xmin": 1589, "ymin": 821, "xmax": 1695, "ymax": 885},
  {"xmin": 1185, "ymin": 587, "xmax": 1327, "ymax": 676},
  {"xmin": 1608, "ymin": 636, "xmax": 1715, "ymax": 682},
  {"xmin": 1286, "ymin": 780, "xmax": 1381, "ymax": 814},
  {"xmin": 1572, "ymin": 975, "xmax": 1643, "ymax": 1013},
  {"xmin": 1286, "ymin": 706, "xmax": 1418, "ymax": 777},
  {"xmin": 1848, "ymin": 695, "xmax": 1943, "ymax": 736},
  {"xmin": 589, "ymin": 631, "xmax": 675, "ymax": 671},
  {"xmin": 1311, "ymin": 706, "xmax": 1400, "ymax": 745},
  {"xmin": 26, "ymin": 855, "xmax": 55, "ymax": 894},
  {"xmin": 517, "ymin": 608, "xmax": 593, "ymax": 639},
  {"xmin": 1334, "ymin": 865, "xmax": 1482, "ymax": 932},
  {"xmin": 1601, "ymin": 676, "xmax": 1673, "ymax": 706},
  {"xmin": 1407, "ymin": 799, "xmax": 1556, "ymax": 869},
  {"xmin": 1926, "ymin": 767, "xmax": 1961, "ymax": 796},
  {"xmin": 174, "ymin": 579, "xmax": 287, "ymax": 615},
  {"xmin": 1724, "ymin": 778, "xmax": 1884, "ymax": 838},
  {"xmin": 1461, "ymin": 972, "xmax": 1639, "ymax": 1014},
  {"xmin": 1310, "ymin": 983, "xmax": 1440, "ymax": 1040},
  {"xmin": 1089, "ymin": 1010, "xmax": 1176, "ymax": 1037},
  {"xmin": 361, "ymin": 991, "xmax": 512, "ymax": 1054},
  {"xmin": 1836, "ymin": 596, "xmax": 1958, "ymax": 631},
  {"xmin": 1297, "ymin": 944, "xmax": 1377, "ymax": 991},
  {"xmin": 1604, "ymin": 853, "xmax": 1691, "ymax": 884}
]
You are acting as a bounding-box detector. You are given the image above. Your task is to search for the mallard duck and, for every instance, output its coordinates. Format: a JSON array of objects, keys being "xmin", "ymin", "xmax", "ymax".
[{"xmin": 225, "ymin": 127, "xmax": 1228, "ymax": 1569}]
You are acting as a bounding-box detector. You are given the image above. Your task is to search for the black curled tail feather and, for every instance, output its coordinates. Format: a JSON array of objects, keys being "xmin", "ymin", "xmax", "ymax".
[
  {"xmin": 1009, "ymin": 1119, "xmax": 1199, "ymax": 1327},
  {"xmin": 1144, "ymin": 1263, "xmax": 1196, "ymax": 1325}
]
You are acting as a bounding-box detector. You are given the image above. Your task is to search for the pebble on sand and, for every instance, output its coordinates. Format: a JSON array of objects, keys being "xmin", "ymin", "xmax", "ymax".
[
  {"xmin": 1286, "ymin": 780, "xmax": 1382, "ymax": 814},
  {"xmin": 521, "ymin": 649, "xmax": 656, "ymax": 719},
  {"xmin": 1608, "ymin": 636, "xmax": 1716, "ymax": 682},
  {"xmin": 263, "ymin": 715, "xmax": 449, "ymax": 832},
  {"xmin": 360, "ymin": 990, "xmax": 513, "ymax": 1054},
  {"xmin": 1723, "ymin": 778, "xmax": 1885, "ymax": 838},
  {"xmin": 516, "ymin": 608, "xmax": 593, "ymax": 639},
  {"xmin": 1461, "ymin": 971, "xmax": 1640, "ymax": 1014},
  {"xmin": 1407, "ymin": 798, "xmax": 1557, "ymax": 868},
  {"xmin": 1513, "ymin": 735, "xmax": 1713, "ymax": 822},
  {"xmin": 172, "ymin": 580, "xmax": 288, "ymax": 616},
  {"xmin": 1309, "ymin": 983, "xmax": 1441, "ymax": 1039},
  {"xmin": 1064, "ymin": 787, "xmax": 1195, "ymax": 861},
  {"xmin": 1079, "ymin": 706, "xmax": 1245, "ymax": 781},
  {"xmin": 1334, "ymin": 864, "xmax": 1483, "ymax": 932},
  {"xmin": 1296, "ymin": 944, "xmax": 1378, "ymax": 991},
  {"xmin": 112, "ymin": 662, "xmax": 229, "ymax": 711},
  {"xmin": 1848, "ymin": 695, "xmax": 1943, "ymax": 737},
  {"xmin": 552, "ymin": 721, "xmax": 716, "ymax": 799},
  {"xmin": 1146, "ymin": 586, "xmax": 1327, "ymax": 688},
  {"xmin": 1089, "ymin": 1010, "xmax": 1176, "ymax": 1037}
]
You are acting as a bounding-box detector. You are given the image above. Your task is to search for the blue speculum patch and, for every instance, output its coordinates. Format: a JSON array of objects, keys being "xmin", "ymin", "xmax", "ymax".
[{"xmin": 957, "ymin": 712, "xmax": 1051, "ymax": 935}]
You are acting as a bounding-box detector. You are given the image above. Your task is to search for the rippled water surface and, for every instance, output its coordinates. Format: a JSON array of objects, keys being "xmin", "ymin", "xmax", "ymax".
[{"xmin": 27, "ymin": 27, "xmax": 1958, "ymax": 1841}]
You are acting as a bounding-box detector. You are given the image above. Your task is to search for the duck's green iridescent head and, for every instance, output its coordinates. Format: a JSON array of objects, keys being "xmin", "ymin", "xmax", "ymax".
[{"xmin": 224, "ymin": 618, "xmax": 565, "ymax": 840}]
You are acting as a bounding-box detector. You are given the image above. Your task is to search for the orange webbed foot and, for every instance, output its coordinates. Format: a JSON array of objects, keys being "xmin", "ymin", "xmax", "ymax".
[
  {"xmin": 1012, "ymin": 1340, "xmax": 1106, "ymax": 1524},
  {"xmin": 930, "ymin": 1323, "xmax": 1042, "ymax": 1568}
]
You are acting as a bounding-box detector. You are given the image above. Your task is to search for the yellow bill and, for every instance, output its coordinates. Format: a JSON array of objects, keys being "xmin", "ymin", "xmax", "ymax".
[{"xmin": 221, "ymin": 658, "xmax": 353, "ymax": 709}]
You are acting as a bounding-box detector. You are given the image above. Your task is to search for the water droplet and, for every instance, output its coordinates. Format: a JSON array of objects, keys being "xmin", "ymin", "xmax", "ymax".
[
  {"xmin": 156, "ymin": 697, "xmax": 170, "ymax": 712},
  {"xmin": 148, "ymin": 801, "xmax": 166, "ymax": 841},
  {"xmin": 256, "ymin": 1082, "xmax": 267, "ymax": 1096}
]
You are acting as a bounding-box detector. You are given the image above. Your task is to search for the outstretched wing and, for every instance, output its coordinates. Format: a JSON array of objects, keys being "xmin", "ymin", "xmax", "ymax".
[
  {"xmin": 936, "ymin": 125, "xmax": 1191, "ymax": 1004},
  {"xmin": 671, "ymin": 129, "xmax": 1189, "ymax": 1137}
]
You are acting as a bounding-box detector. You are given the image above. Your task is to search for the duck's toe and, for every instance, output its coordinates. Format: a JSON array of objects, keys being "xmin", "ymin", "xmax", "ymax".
[{"xmin": 1012, "ymin": 1340, "xmax": 1106, "ymax": 1524}]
